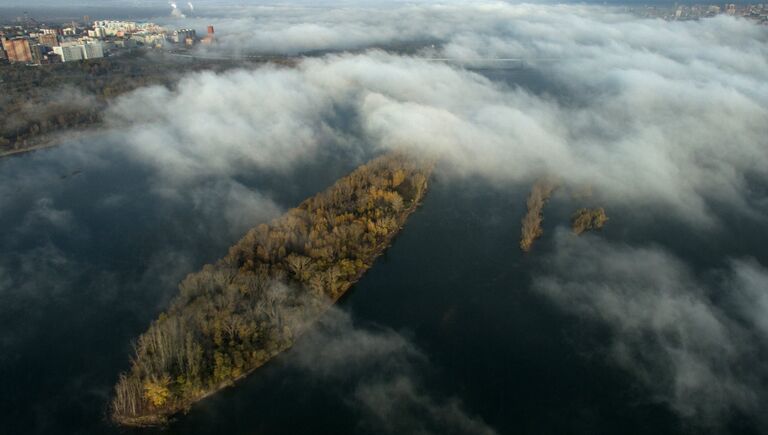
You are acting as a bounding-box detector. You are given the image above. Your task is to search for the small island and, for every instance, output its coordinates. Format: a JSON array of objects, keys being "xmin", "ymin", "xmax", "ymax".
[
  {"xmin": 571, "ymin": 207, "xmax": 608, "ymax": 235},
  {"xmin": 111, "ymin": 152, "xmax": 432, "ymax": 426},
  {"xmin": 520, "ymin": 179, "xmax": 557, "ymax": 252}
]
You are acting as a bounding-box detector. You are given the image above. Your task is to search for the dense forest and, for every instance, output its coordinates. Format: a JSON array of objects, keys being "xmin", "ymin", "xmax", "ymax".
[
  {"xmin": 111, "ymin": 152, "xmax": 432, "ymax": 426},
  {"xmin": 0, "ymin": 50, "xmax": 289, "ymax": 155}
]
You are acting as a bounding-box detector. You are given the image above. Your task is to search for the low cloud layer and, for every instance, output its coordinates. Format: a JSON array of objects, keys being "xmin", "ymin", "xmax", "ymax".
[
  {"xmin": 289, "ymin": 307, "xmax": 497, "ymax": 435},
  {"xmin": 95, "ymin": 9, "xmax": 768, "ymax": 425},
  {"xmin": 534, "ymin": 230, "xmax": 768, "ymax": 429},
  {"xmin": 108, "ymin": 4, "xmax": 768, "ymax": 228}
]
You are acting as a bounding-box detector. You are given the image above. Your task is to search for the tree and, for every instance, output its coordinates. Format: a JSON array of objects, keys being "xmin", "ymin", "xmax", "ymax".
[
  {"xmin": 143, "ymin": 375, "xmax": 171, "ymax": 407},
  {"xmin": 285, "ymin": 254, "xmax": 312, "ymax": 281}
]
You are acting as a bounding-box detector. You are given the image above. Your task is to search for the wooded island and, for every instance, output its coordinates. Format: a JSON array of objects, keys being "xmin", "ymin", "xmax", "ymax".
[{"xmin": 111, "ymin": 152, "xmax": 432, "ymax": 426}]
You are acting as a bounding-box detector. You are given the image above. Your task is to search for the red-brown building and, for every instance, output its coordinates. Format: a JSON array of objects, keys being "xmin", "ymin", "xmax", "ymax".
[
  {"xmin": 201, "ymin": 25, "xmax": 215, "ymax": 45},
  {"xmin": 1, "ymin": 37, "xmax": 33, "ymax": 63},
  {"xmin": 39, "ymin": 33, "xmax": 59, "ymax": 48}
]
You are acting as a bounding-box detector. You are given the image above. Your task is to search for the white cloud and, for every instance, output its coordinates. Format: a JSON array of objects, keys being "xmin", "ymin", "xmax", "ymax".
[
  {"xmin": 108, "ymin": 16, "xmax": 768, "ymax": 225},
  {"xmin": 728, "ymin": 259, "xmax": 768, "ymax": 341},
  {"xmin": 355, "ymin": 376, "xmax": 497, "ymax": 435},
  {"xmin": 289, "ymin": 306, "xmax": 498, "ymax": 435},
  {"xmin": 91, "ymin": 10, "xmax": 768, "ymax": 425},
  {"xmin": 533, "ymin": 229, "xmax": 768, "ymax": 428},
  {"xmin": 22, "ymin": 198, "xmax": 76, "ymax": 232},
  {"xmin": 83, "ymin": 5, "xmax": 764, "ymax": 230}
]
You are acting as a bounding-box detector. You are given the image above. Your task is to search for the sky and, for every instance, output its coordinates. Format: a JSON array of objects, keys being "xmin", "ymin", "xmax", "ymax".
[
  {"xmin": 2, "ymin": 1, "xmax": 768, "ymax": 433},
  {"xmin": 0, "ymin": 0, "xmax": 746, "ymax": 7}
]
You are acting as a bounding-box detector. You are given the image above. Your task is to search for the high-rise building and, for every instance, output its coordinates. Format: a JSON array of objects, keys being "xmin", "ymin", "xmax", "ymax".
[
  {"xmin": 39, "ymin": 33, "xmax": 59, "ymax": 47},
  {"xmin": 93, "ymin": 20, "xmax": 138, "ymax": 36},
  {"xmin": 201, "ymin": 24, "xmax": 215, "ymax": 45},
  {"xmin": 1, "ymin": 37, "xmax": 32, "ymax": 63},
  {"xmin": 29, "ymin": 44, "xmax": 59, "ymax": 64},
  {"xmin": 52, "ymin": 42, "xmax": 104, "ymax": 62},
  {"xmin": 115, "ymin": 38, "xmax": 137, "ymax": 49},
  {"xmin": 30, "ymin": 43, "xmax": 45, "ymax": 64},
  {"xmin": 82, "ymin": 42, "xmax": 104, "ymax": 59},
  {"xmin": 173, "ymin": 28, "xmax": 196, "ymax": 44},
  {"xmin": 52, "ymin": 44, "xmax": 83, "ymax": 62}
]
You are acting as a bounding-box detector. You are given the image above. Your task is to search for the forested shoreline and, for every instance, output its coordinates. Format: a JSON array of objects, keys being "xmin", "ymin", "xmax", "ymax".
[
  {"xmin": 111, "ymin": 152, "xmax": 432, "ymax": 426},
  {"xmin": 0, "ymin": 51, "xmax": 290, "ymax": 157}
]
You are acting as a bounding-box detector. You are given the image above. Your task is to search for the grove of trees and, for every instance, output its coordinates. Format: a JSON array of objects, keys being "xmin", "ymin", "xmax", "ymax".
[
  {"xmin": 111, "ymin": 151, "xmax": 432, "ymax": 426},
  {"xmin": 571, "ymin": 207, "xmax": 608, "ymax": 235}
]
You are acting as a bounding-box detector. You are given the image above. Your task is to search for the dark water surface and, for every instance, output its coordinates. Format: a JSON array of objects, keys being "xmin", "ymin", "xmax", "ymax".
[{"xmin": 2, "ymin": 74, "xmax": 767, "ymax": 435}]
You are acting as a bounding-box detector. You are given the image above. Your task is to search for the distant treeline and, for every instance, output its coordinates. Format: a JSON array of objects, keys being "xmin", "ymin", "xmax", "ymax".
[
  {"xmin": 0, "ymin": 51, "xmax": 291, "ymax": 155},
  {"xmin": 111, "ymin": 152, "xmax": 432, "ymax": 426}
]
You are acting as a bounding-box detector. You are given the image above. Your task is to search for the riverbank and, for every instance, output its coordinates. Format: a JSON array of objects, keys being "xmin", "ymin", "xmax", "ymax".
[
  {"xmin": 1, "ymin": 51, "xmax": 285, "ymax": 158},
  {"xmin": 0, "ymin": 142, "xmax": 60, "ymax": 159},
  {"xmin": 0, "ymin": 128, "xmax": 97, "ymax": 159}
]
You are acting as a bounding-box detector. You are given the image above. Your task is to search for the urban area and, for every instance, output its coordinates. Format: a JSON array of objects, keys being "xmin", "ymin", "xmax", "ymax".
[
  {"xmin": 1, "ymin": 3, "xmax": 767, "ymax": 65},
  {"xmin": 632, "ymin": 2, "xmax": 768, "ymax": 19},
  {"xmin": 0, "ymin": 14, "xmax": 215, "ymax": 65}
]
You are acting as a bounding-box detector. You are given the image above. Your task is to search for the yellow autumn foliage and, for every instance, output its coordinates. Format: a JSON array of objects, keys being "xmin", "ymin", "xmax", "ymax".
[{"xmin": 143, "ymin": 376, "xmax": 171, "ymax": 407}]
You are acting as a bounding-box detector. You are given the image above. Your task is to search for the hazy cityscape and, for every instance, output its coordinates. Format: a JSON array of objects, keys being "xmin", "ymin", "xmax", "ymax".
[
  {"xmin": 1, "ymin": 1, "xmax": 767, "ymax": 435},
  {"xmin": 1, "ymin": 13, "xmax": 216, "ymax": 65},
  {"xmin": 2, "ymin": 2, "xmax": 767, "ymax": 66}
]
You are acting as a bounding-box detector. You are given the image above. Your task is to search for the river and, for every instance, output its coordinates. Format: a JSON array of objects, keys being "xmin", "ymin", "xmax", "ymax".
[{"xmin": 1, "ymin": 69, "xmax": 766, "ymax": 435}]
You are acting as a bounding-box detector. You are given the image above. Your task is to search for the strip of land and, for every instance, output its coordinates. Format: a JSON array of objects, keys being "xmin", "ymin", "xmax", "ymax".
[
  {"xmin": 111, "ymin": 151, "xmax": 433, "ymax": 426},
  {"xmin": 519, "ymin": 179, "xmax": 558, "ymax": 252}
]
